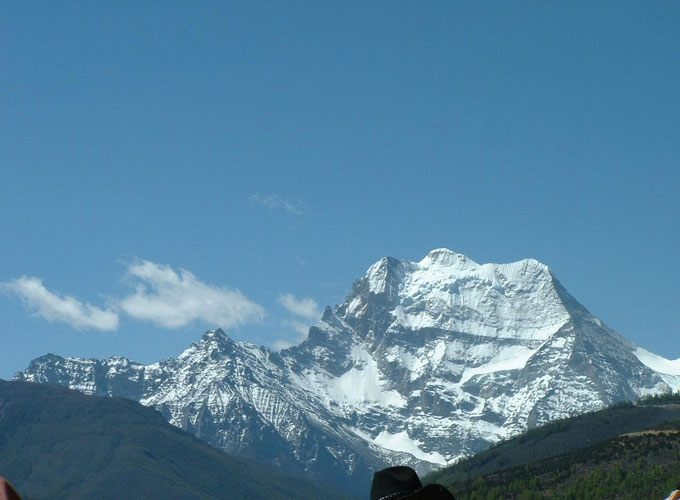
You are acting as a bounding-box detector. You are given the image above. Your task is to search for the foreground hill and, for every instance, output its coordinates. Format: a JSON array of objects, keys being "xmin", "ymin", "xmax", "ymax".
[
  {"xmin": 426, "ymin": 394, "xmax": 680, "ymax": 499},
  {"xmin": 16, "ymin": 249, "xmax": 680, "ymax": 492},
  {"xmin": 0, "ymin": 380, "xmax": 352, "ymax": 500}
]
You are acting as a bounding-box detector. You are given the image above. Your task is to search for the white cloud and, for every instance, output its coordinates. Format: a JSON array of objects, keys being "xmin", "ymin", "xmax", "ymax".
[
  {"xmin": 278, "ymin": 293, "xmax": 321, "ymax": 321},
  {"xmin": 277, "ymin": 294, "xmax": 321, "ymax": 347},
  {"xmin": 1, "ymin": 276, "xmax": 118, "ymax": 331},
  {"xmin": 272, "ymin": 339, "xmax": 295, "ymax": 351},
  {"xmin": 284, "ymin": 319, "xmax": 312, "ymax": 337},
  {"xmin": 249, "ymin": 193, "xmax": 307, "ymax": 215},
  {"xmin": 119, "ymin": 260, "xmax": 264, "ymax": 329},
  {"xmin": 272, "ymin": 320, "xmax": 310, "ymax": 352}
]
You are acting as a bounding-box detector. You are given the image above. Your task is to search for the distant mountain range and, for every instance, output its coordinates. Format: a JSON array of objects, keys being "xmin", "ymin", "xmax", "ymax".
[
  {"xmin": 16, "ymin": 249, "xmax": 680, "ymax": 494},
  {"xmin": 0, "ymin": 380, "xmax": 352, "ymax": 500}
]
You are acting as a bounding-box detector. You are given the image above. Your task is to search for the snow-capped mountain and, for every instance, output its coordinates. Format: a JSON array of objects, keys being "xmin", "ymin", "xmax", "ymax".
[{"xmin": 15, "ymin": 249, "xmax": 680, "ymax": 494}]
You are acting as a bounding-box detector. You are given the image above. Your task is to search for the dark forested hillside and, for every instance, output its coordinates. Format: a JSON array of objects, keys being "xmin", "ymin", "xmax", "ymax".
[
  {"xmin": 426, "ymin": 395, "xmax": 680, "ymax": 499},
  {"xmin": 0, "ymin": 380, "xmax": 353, "ymax": 500},
  {"xmin": 439, "ymin": 425, "xmax": 680, "ymax": 499}
]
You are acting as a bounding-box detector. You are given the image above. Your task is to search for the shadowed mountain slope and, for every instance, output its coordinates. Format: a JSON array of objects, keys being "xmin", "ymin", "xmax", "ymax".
[{"xmin": 0, "ymin": 380, "xmax": 353, "ymax": 500}]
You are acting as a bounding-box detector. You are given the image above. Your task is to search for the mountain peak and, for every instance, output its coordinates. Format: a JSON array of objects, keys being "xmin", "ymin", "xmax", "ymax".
[
  {"xmin": 344, "ymin": 249, "xmax": 573, "ymax": 343},
  {"xmin": 420, "ymin": 248, "xmax": 476, "ymax": 268},
  {"xmin": 201, "ymin": 328, "xmax": 231, "ymax": 343},
  {"xmin": 364, "ymin": 256, "xmax": 405, "ymax": 295}
]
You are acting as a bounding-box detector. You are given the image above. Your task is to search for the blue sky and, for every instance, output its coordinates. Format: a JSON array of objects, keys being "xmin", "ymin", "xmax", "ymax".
[{"xmin": 1, "ymin": 2, "xmax": 679, "ymax": 380}]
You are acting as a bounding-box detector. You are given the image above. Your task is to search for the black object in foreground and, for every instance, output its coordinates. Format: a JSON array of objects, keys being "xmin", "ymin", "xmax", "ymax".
[{"xmin": 371, "ymin": 466, "xmax": 455, "ymax": 500}]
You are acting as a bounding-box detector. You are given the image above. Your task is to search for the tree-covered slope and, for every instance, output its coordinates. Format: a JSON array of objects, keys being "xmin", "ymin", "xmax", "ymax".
[
  {"xmin": 0, "ymin": 380, "xmax": 353, "ymax": 500},
  {"xmin": 426, "ymin": 394, "xmax": 680, "ymax": 499},
  {"xmin": 438, "ymin": 423, "xmax": 680, "ymax": 499}
]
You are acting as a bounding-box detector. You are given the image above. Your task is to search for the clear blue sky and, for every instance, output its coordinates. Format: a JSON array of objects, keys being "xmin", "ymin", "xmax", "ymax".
[{"xmin": 1, "ymin": 2, "xmax": 678, "ymax": 380}]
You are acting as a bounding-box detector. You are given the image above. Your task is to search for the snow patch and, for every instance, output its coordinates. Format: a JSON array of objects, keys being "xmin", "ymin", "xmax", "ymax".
[
  {"xmin": 296, "ymin": 345, "xmax": 407, "ymax": 410},
  {"xmin": 634, "ymin": 348, "xmax": 680, "ymax": 376},
  {"xmin": 373, "ymin": 430, "xmax": 447, "ymax": 465},
  {"xmin": 634, "ymin": 348, "xmax": 680, "ymax": 392},
  {"xmin": 460, "ymin": 344, "xmax": 537, "ymax": 383},
  {"xmin": 328, "ymin": 347, "xmax": 406, "ymax": 407}
]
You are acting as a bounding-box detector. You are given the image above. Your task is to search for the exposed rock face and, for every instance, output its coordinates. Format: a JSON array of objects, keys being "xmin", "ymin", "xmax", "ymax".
[{"xmin": 15, "ymin": 249, "xmax": 680, "ymax": 494}]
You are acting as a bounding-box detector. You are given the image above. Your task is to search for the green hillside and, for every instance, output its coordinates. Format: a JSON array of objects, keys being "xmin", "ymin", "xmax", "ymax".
[
  {"xmin": 426, "ymin": 394, "xmax": 680, "ymax": 499},
  {"xmin": 438, "ymin": 423, "xmax": 680, "ymax": 499},
  {"xmin": 0, "ymin": 380, "xmax": 354, "ymax": 500}
]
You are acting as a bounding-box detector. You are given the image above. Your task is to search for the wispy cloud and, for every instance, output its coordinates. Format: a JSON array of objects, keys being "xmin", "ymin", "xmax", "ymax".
[
  {"xmin": 249, "ymin": 193, "xmax": 307, "ymax": 215},
  {"xmin": 278, "ymin": 293, "xmax": 321, "ymax": 321},
  {"xmin": 119, "ymin": 260, "xmax": 264, "ymax": 329},
  {"xmin": 3, "ymin": 261, "xmax": 265, "ymax": 332},
  {"xmin": 276, "ymin": 293, "xmax": 322, "ymax": 349},
  {"xmin": 284, "ymin": 319, "xmax": 313, "ymax": 336},
  {"xmin": 272, "ymin": 320, "xmax": 309, "ymax": 352},
  {"xmin": 272, "ymin": 339, "xmax": 295, "ymax": 351},
  {"xmin": 1, "ymin": 276, "xmax": 118, "ymax": 331}
]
